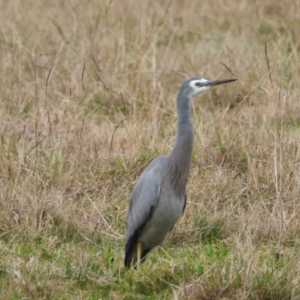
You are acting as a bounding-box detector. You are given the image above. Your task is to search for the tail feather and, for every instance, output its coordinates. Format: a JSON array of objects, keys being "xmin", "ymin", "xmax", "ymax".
[
  {"xmin": 125, "ymin": 246, "xmax": 150, "ymax": 269},
  {"xmin": 124, "ymin": 230, "xmax": 151, "ymax": 268},
  {"xmin": 125, "ymin": 205, "xmax": 156, "ymax": 268},
  {"xmin": 124, "ymin": 231, "xmax": 138, "ymax": 268}
]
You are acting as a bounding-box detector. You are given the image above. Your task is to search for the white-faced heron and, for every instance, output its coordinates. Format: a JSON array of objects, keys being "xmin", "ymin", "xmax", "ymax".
[{"xmin": 125, "ymin": 76, "xmax": 237, "ymax": 269}]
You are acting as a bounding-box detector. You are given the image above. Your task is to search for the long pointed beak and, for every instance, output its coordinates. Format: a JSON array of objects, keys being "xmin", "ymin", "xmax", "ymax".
[{"xmin": 201, "ymin": 78, "xmax": 237, "ymax": 87}]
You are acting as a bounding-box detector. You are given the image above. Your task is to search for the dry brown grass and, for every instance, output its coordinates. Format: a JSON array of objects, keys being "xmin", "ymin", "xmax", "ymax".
[{"xmin": 1, "ymin": 0, "xmax": 300, "ymax": 299}]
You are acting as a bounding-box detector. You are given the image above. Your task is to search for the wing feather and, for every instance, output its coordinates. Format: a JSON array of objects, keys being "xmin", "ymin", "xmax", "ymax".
[{"xmin": 124, "ymin": 157, "xmax": 165, "ymax": 267}]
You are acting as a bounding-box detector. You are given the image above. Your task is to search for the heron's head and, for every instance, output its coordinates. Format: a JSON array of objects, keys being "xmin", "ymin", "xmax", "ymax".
[{"xmin": 180, "ymin": 77, "xmax": 237, "ymax": 99}]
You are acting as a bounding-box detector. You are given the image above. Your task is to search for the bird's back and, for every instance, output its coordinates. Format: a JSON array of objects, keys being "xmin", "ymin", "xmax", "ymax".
[
  {"xmin": 125, "ymin": 155, "xmax": 186, "ymax": 267},
  {"xmin": 125, "ymin": 155, "xmax": 167, "ymax": 243}
]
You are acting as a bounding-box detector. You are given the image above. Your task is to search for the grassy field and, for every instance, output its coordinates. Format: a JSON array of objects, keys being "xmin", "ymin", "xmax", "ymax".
[{"xmin": 1, "ymin": 0, "xmax": 300, "ymax": 299}]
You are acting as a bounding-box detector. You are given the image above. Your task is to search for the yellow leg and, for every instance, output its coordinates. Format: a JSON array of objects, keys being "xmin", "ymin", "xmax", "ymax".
[
  {"xmin": 157, "ymin": 246, "xmax": 163, "ymax": 255},
  {"xmin": 137, "ymin": 243, "xmax": 142, "ymax": 271}
]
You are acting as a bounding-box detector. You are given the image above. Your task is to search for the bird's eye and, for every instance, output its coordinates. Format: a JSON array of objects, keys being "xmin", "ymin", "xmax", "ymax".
[{"xmin": 195, "ymin": 82, "xmax": 201, "ymax": 87}]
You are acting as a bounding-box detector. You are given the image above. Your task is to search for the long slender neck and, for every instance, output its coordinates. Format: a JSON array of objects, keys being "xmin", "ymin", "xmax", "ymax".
[{"xmin": 167, "ymin": 92, "xmax": 194, "ymax": 196}]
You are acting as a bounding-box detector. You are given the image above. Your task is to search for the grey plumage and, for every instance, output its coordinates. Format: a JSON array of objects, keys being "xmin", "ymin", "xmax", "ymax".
[{"xmin": 125, "ymin": 76, "xmax": 237, "ymax": 269}]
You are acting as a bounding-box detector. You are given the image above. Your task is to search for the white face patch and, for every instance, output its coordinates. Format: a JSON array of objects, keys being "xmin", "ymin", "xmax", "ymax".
[
  {"xmin": 198, "ymin": 78, "xmax": 208, "ymax": 84},
  {"xmin": 189, "ymin": 78, "xmax": 211, "ymax": 96}
]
